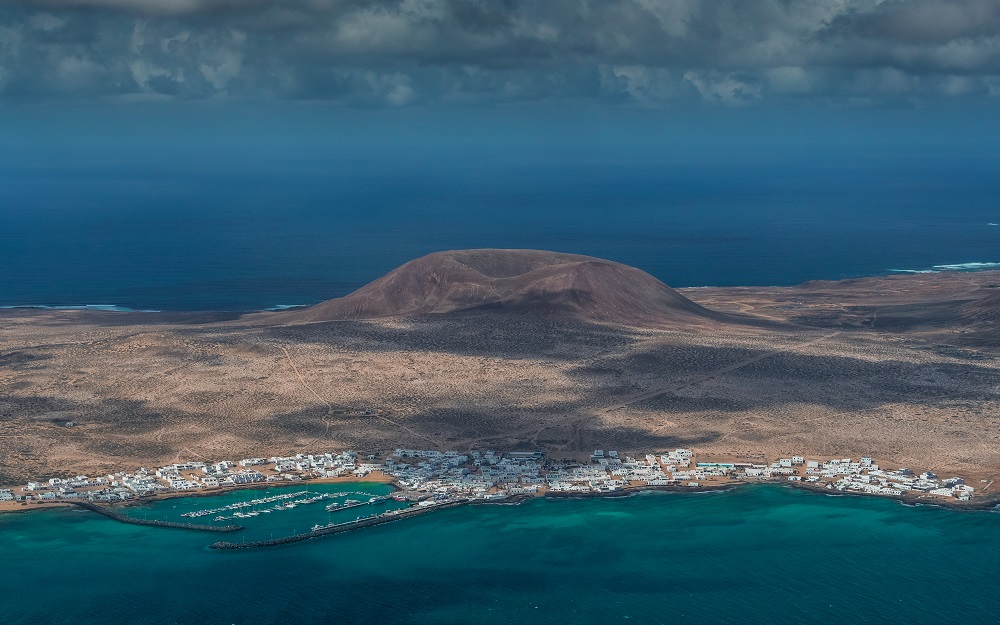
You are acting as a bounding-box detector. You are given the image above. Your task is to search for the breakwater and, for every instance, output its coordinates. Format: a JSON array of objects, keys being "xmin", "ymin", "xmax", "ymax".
[
  {"xmin": 210, "ymin": 501, "xmax": 466, "ymax": 549},
  {"xmin": 71, "ymin": 501, "xmax": 244, "ymax": 532}
]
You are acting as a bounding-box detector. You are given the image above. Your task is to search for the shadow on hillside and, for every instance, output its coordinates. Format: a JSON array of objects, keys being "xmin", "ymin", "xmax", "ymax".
[
  {"xmin": 569, "ymin": 341, "xmax": 1000, "ymax": 413},
  {"xmin": 256, "ymin": 312, "xmax": 645, "ymax": 361},
  {"xmin": 577, "ymin": 426, "xmax": 723, "ymax": 452}
]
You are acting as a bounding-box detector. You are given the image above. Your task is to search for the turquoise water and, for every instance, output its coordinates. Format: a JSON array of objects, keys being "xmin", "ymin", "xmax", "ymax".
[{"xmin": 2, "ymin": 484, "xmax": 998, "ymax": 624}]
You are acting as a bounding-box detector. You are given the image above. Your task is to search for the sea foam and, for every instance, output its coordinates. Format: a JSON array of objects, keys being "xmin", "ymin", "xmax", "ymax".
[
  {"xmin": 932, "ymin": 262, "xmax": 1000, "ymax": 271},
  {"xmin": 890, "ymin": 261, "xmax": 1000, "ymax": 274}
]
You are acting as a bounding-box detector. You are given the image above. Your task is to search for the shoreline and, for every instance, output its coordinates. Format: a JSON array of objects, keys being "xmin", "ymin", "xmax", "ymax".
[
  {"xmin": 544, "ymin": 480, "xmax": 1000, "ymax": 511},
  {"xmin": 3, "ymin": 268, "xmax": 999, "ymax": 318},
  {"xmin": 543, "ymin": 481, "xmax": 738, "ymax": 500},
  {"xmin": 6, "ymin": 475, "xmax": 996, "ymax": 526},
  {"xmin": 0, "ymin": 473, "xmax": 395, "ymax": 517},
  {"xmin": 781, "ymin": 480, "xmax": 1000, "ymax": 512},
  {"xmin": 534, "ymin": 479, "xmax": 1000, "ymax": 512}
]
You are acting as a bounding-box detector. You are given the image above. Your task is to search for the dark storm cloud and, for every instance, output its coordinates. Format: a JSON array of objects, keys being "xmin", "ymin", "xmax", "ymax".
[{"xmin": 1, "ymin": 0, "xmax": 999, "ymax": 104}]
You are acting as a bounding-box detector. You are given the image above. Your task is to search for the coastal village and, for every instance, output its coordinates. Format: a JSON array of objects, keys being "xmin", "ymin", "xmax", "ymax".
[{"xmin": 0, "ymin": 447, "xmax": 979, "ymax": 511}]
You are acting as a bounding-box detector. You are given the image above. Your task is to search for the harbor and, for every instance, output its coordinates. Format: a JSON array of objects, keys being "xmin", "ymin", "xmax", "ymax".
[
  {"xmin": 211, "ymin": 500, "xmax": 465, "ymax": 550},
  {"xmin": 180, "ymin": 490, "xmax": 340, "ymax": 521}
]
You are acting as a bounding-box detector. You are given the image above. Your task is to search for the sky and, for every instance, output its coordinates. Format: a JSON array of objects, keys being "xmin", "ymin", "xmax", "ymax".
[{"xmin": 1, "ymin": 1, "xmax": 999, "ymax": 152}]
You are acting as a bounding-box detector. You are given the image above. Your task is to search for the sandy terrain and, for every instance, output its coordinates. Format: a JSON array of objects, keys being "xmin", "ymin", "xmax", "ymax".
[{"xmin": 1, "ymin": 268, "xmax": 999, "ymax": 488}]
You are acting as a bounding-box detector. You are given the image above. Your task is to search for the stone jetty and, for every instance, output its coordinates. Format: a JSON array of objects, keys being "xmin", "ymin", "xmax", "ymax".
[
  {"xmin": 71, "ymin": 501, "xmax": 244, "ymax": 532},
  {"xmin": 210, "ymin": 501, "xmax": 465, "ymax": 549}
]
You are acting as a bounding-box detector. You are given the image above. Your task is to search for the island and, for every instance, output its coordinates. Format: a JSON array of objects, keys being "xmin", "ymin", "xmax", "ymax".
[{"xmin": 1, "ymin": 249, "xmax": 998, "ymax": 515}]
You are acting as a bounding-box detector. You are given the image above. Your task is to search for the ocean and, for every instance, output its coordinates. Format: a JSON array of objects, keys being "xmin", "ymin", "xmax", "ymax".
[
  {"xmin": 1, "ymin": 484, "xmax": 998, "ymax": 624},
  {"xmin": 2, "ymin": 150, "xmax": 999, "ymax": 311}
]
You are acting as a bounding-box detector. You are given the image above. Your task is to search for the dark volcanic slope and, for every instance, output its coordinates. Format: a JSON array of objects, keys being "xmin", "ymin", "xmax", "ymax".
[
  {"xmin": 280, "ymin": 249, "xmax": 733, "ymax": 328},
  {"xmin": 962, "ymin": 292, "xmax": 1000, "ymax": 325}
]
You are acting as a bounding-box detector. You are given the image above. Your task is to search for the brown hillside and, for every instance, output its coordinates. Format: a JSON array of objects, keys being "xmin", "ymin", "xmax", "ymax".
[{"xmin": 278, "ymin": 249, "xmax": 735, "ymax": 328}]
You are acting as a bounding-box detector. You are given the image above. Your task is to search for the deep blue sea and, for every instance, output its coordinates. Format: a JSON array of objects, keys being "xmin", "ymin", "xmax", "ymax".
[
  {"xmin": 1, "ymin": 484, "xmax": 999, "ymax": 624},
  {"xmin": 2, "ymin": 150, "xmax": 999, "ymax": 311}
]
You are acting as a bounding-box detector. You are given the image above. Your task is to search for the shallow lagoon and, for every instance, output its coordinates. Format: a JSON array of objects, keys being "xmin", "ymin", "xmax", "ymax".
[{"xmin": 2, "ymin": 484, "xmax": 998, "ymax": 624}]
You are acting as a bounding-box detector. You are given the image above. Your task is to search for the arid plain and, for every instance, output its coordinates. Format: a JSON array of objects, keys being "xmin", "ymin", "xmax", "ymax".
[{"xmin": 1, "ymin": 250, "xmax": 998, "ymax": 488}]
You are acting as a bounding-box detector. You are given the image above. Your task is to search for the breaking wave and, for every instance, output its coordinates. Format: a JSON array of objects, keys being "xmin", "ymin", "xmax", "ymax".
[
  {"xmin": 933, "ymin": 262, "xmax": 1000, "ymax": 271},
  {"xmin": 890, "ymin": 261, "xmax": 1000, "ymax": 274}
]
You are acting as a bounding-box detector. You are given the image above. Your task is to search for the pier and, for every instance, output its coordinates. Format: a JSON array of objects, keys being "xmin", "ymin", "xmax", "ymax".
[
  {"xmin": 210, "ymin": 500, "xmax": 466, "ymax": 549},
  {"xmin": 325, "ymin": 494, "xmax": 390, "ymax": 513},
  {"xmin": 181, "ymin": 489, "xmax": 347, "ymax": 519},
  {"xmin": 71, "ymin": 501, "xmax": 244, "ymax": 533}
]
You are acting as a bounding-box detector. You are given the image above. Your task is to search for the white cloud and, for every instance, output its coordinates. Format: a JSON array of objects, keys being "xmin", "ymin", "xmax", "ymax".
[
  {"xmin": 847, "ymin": 67, "xmax": 914, "ymax": 96},
  {"xmin": 27, "ymin": 12, "xmax": 66, "ymax": 31},
  {"xmin": 766, "ymin": 66, "xmax": 813, "ymax": 95},
  {"xmin": 940, "ymin": 74, "xmax": 976, "ymax": 96},
  {"xmin": 365, "ymin": 71, "xmax": 416, "ymax": 105},
  {"xmin": 54, "ymin": 55, "xmax": 107, "ymax": 91},
  {"xmin": 198, "ymin": 30, "xmax": 245, "ymax": 90},
  {"xmin": 602, "ymin": 64, "xmax": 683, "ymax": 104},
  {"xmin": 634, "ymin": 0, "xmax": 700, "ymax": 38},
  {"xmin": 128, "ymin": 58, "xmax": 170, "ymax": 89},
  {"xmin": 684, "ymin": 70, "xmax": 761, "ymax": 105},
  {"xmin": 986, "ymin": 75, "xmax": 1000, "ymax": 96}
]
